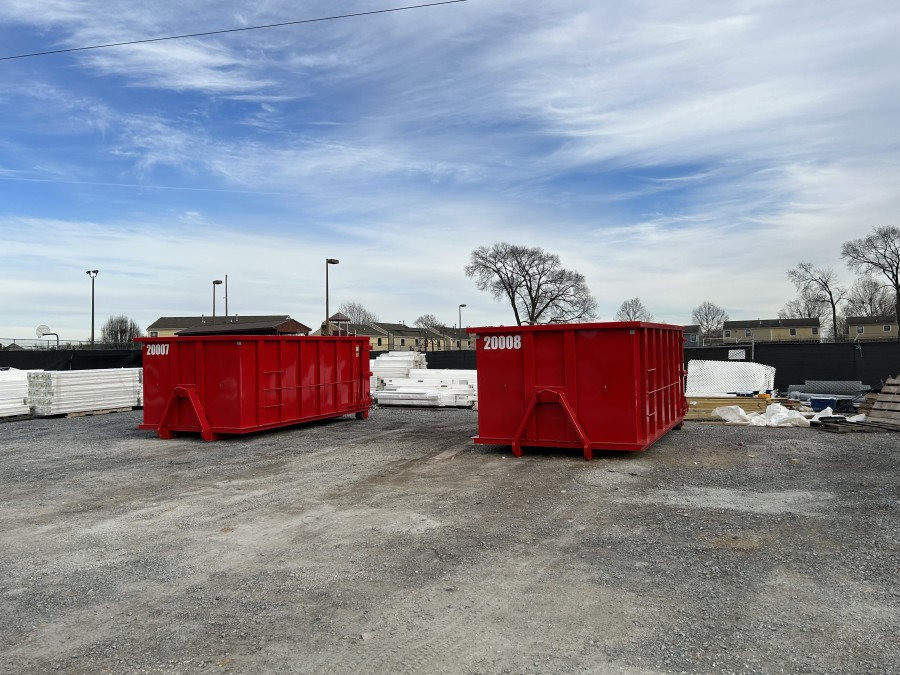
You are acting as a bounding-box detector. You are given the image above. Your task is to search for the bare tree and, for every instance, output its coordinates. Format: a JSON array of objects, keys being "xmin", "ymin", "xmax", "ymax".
[
  {"xmin": 615, "ymin": 297, "xmax": 654, "ymax": 322},
  {"xmin": 691, "ymin": 301, "xmax": 729, "ymax": 339},
  {"xmin": 841, "ymin": 226, "xmax": 900, "ymax": 321},
  {"xmin": 844, "ymin": 274, "xmax": 896, "ymax": 318},
  {"xmin": 787, "ymin": 263, "xmax": 846, "ymax": 341},
  {"xmin": 100, "ymin": 315, "xmax": 143, "ymax": 344},
  {"xmin": 414, "ymin": 314, "xmax": 444, "ymax": 331},
  {"xmin": 778, "ymin": 288, "xmax": 828, "ymax": 321},
  {"xmin": 338, "ymin": 301, "xmax": 378, "ymax": 324},
  {"xmin": 465, "ymin": 243, "xmax": 597, "ymax": 325}
]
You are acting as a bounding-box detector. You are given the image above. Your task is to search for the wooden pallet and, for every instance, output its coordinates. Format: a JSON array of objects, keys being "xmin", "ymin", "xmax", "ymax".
[
  {"xmin": 0, "ymin": 413, "xmax": 33, "ymax": 424},
  {"xmin": 816, "ymin": 420, "xmax": 874, "ymax": 434},
  {"xmin": 857, "ymin": 392, "xmax": 879, "ymax": 415},
  {"xmin": 65, "ymin": 406, "xmax": 135, "ymax": 418},
  {"xmin": 868, "ymin": 377, "xmax": 900, "ymax": 426}
]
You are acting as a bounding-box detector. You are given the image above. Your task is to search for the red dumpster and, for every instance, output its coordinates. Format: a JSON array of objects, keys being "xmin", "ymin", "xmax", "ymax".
[
  {"xmin": 468, "ymin": 322, "xmax": 686, "ymax": 460},
  {"xmin": 136, "ymin": 335, "xmax": 372, "ymax": 441}
]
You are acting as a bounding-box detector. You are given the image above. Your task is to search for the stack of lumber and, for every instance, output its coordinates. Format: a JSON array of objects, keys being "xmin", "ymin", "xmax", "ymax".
[
  {"xmin": 685, "ymin": 395, "xmax": 785, "ymax": 421},
  {"xmin": 0, "ymin": 369, "xmax": 32, "ymax": 419},
  {"xmin": 374, "ymin": 368, "xmax": 477, "ymax": 408},
  {"xmin": 867, "ymin": 378, "xmax": 900, "ymax": 426},
  {"xmin": 370, "ymin": 352, "xmax": 428, "ymax": 391},
  {"xmin": 28, "ymin": 369, "xmax": 143, "ymax": 417},
  {"xmin": 857, "ymin": 392, "xmax": 879, "ymax": 415}
]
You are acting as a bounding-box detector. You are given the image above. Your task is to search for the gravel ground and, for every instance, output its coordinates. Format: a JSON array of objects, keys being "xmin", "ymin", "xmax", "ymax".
[{"xmin": 0, "ymin": 407, "xmax": 898, "ymax": 675}]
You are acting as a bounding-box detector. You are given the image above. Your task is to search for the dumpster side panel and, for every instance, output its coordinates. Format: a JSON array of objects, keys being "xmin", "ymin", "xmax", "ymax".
[
  {"xmin": 474, "ymin": 330, "xmax": 527, "ymax": 442},
  {"xmin": 572, "ymin": 327, "xmax": 640, "ymax": 446},
  {"xmin": 139, "ymin": 338, "xmax": 175, "ymax": 428},
  {"xmin": 202, "ymin": 341, "xmax": 243, "ymax": 430},
  {"xmin": 319, "ymin": 340, "xmax": 336, "ymax": 414}
]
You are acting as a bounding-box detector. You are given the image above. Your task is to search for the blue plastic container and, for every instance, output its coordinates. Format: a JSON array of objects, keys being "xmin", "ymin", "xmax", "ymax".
[{"xmin": 810, "ymin": 397, "xmax": 837, "ymax": 412}]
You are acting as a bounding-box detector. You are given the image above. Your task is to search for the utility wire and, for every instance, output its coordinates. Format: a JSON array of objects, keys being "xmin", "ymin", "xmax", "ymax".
[{"xmin": 0, "ymin": 0, "xmax": 467, "ymax": 61}]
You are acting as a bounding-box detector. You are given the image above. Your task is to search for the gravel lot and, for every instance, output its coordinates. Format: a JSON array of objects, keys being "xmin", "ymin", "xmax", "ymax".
[{"xmin": 1, "ymin": 407, "xmax": 898, "ymax": 674}]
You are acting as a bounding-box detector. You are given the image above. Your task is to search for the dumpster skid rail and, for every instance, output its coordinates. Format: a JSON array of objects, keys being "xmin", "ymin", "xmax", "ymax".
[
  {"xmin": 469, "ymin": 322, "xmax": 687, "ymax": 460},
  {"xmin": 136, "ymin": 335, "xmax": 372, "ymax": 441}
]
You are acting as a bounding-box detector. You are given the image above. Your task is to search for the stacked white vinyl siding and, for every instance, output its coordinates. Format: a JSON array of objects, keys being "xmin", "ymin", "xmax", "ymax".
[
  {"xmin": 28, "ymin": 369, "xmax": 143, "ymax": 416},
  {"xmin": 0, "ymin": 368, "xmax": 32, "ymax": 418}
]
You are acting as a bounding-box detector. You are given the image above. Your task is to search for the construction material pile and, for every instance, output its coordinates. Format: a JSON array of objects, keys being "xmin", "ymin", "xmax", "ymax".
[
  {"xmin": 0, "ymin": 369, "xmax": 31, "ymax": 418},
  {"xmin": 786, "ymin": 380, "xmax": 868, "ymax": 411},
  {"xmin": 374, "ymin": 368, "xmax": 477, "ymax": 408},
  {"xmin": 370, "ymin": 352, "xmax": 427, "ymax": 391},
  {"xmin": 28, "ymin": 369, "xmax": 143, "ymax": 417}
]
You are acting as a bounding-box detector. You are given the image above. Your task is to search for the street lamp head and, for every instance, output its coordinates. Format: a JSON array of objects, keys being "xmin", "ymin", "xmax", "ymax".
[
  {"xmin": 326, "ymin": 258, "xmax": 339, "ymax": 265},
  {"xmin": 86, "ymin": 270, "xmax": 99, "ymax": 278},
  {"xmin": 459, "ymin": 303, "xmax": 467, "ymax": 308},
  {"xmin": 213, "ymin": 279, "xmax": 223, "ymax": 285}
]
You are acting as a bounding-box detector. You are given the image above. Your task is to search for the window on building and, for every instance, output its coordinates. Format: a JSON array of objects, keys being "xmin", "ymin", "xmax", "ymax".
[
  {"xmin": 400, "ymin": 338, "xmax": 406, "ymax": 346},
  {"xmin": 812, "ymin": 327, "xmax": 818, "ymax": 335},
  {"xmin": 789, "ymin": 328, "xmax": 797, "ymax": 336},
  {"xmin": 745, "ymin": 329, "xmax": 752, "ymax": 337},
  {"xmin": 150, "ymin": 331, "xmax": 158, "ymax": 337},
  {"xmin": 415, "ymin": 338, "xmax": 419, "ymax": 346},
  {"xmin": 456, "ymin": 340, "xmax": 460, "ymax": 348},
  {"xmin": 724, "ymin": 330, "xmax": 731, "ymax": 338},
  {"xmin": 884, "ymin": 325, "xmax": 892, "ymax": 332},
  {"xmin": 856, "ymin": 326, "xmax": 864, "ymax": 334},
  {"xmin": 377, "ymin": 337, "xmax": 382, "ymax": 346},
  {"xmin": 690, "ymin": 335, "xmax": 697, "ymax": 343}
]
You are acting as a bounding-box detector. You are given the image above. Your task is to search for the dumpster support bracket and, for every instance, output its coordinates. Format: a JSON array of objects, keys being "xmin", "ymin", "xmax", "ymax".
[
  {"xmin": 158, "ymin": 385, "xmax": 217, "ymax": 442},
  {"xmin": 513, "ymin": 389, "xmax": 593, "ymax": 461}
]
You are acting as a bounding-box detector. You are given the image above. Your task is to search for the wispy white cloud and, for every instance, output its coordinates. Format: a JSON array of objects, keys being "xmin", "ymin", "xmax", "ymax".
[{"xmin": 1, "ymin": 0, "xmax": 899, "ymax": 339}]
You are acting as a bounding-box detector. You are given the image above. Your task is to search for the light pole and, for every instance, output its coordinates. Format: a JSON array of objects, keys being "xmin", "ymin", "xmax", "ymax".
[
  {"xmin": 224, "ymin": 274, "xmax": 229, "ymax": 322},
  {"xmin": 212, "ymin": 279, "xmax": 223, "ymax": 323},
  {"xmin": 325, "ymin": 258, "xmax": 339, "ymax": 333},
  {"xmin": 86, "ymin": 270, "xmax": 99, "ymax": 345},
  {"xmin": 458, "ymin": 304, "xmax": 466, "ymax": 349}
]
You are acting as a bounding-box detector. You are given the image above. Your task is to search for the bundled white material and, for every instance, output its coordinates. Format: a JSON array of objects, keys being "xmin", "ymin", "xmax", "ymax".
[
  {"xmin": 405, "ymin": 369, "xmax": 476, "ymax": 387},
  {"xmin": 371, "ymin": 351, "xmax": 428, "ymax": 391},
  {"xmin": 374, "ymin": 368, "xmax": 478, "ymax": 408},
  {"xmin": 685, "ymin": 360, "xmax": 775, "ymax": 396},
  {"xmin": 713, "ymin": 403, "xmax": 809, "ymax": 427},
  {"xmin": 0, "ymin": 368, "xmax": 32, "ymax": 418},
  {"xmin": 28, "ymin": 368, "xmax": 143, "ymax": 416}
]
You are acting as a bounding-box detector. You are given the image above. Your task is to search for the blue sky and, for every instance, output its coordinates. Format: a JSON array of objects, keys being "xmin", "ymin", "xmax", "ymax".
[{"xmin": 2, "ymin": 0, "xmax": 899, "ymax": 341}]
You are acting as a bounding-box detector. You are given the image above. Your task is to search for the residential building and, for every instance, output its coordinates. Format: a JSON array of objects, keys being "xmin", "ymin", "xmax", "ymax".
[
  {"xmin": 846, "ymin": 316, "xmax": 899, "ymax": 340},
  {"xmin": 314, "ymin": 322, "xmax": 475, "ymax": 351},
  {"xmin": 722, "ymin": 318, "xmax": 820, "ymax": 343},
  {"xmin": 443, "ymin": 327, "xmax": 474, "ymax": 351},
  {"xmin": 682, "ymin": 324, "xmax": 702, "ymax": 346},
  {"xmin": 175, "ymin": 318, "xmax": 311, "ymax": 336},
  {"xmin": 149, "ymin": 316, "xmax": 475, "ymax": 351},
  {"xmin": 146, "ymin": 315, "xmax": 294, "ymax": 338},
  {"xmin": 371, "ymin": 323, "xmax": 434, "ymax": 352}
]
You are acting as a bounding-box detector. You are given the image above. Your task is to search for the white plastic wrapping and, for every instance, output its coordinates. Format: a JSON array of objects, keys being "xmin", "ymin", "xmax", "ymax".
[{"xmin": 713, "ymin": 402, "xmax": 810, "ymax": 427}]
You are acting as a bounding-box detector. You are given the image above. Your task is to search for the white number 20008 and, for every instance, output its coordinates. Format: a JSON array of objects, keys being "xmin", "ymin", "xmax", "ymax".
[{"xmin": 483, "ymin": 335, "xmax": 521, "ymax": 350}]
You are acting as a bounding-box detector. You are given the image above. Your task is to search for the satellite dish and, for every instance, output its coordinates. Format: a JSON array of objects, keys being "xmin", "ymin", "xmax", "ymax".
[{"xmin": 36, "ymin": 324, "xmax": 50, "ymax": 338}]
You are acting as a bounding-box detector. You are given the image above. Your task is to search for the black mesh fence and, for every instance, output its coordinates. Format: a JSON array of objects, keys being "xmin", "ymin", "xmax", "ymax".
[
  {"xmin": 685, "ymin": 340, "xmax": 899, "ymax": 390},
  {"xmin": 0, "ymin": 349, "xmax": 141, "ymax": 371}
]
